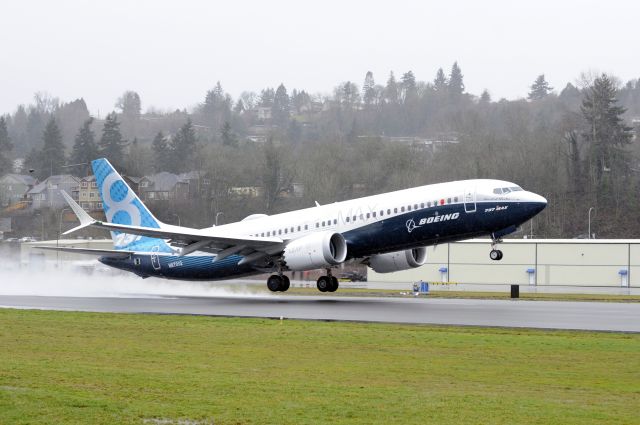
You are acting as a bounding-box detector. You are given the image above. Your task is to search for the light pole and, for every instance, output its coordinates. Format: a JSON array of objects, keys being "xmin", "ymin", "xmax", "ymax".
[
  {"xmin": 171, "ymin": 213, "xmax": 181, "ymax": 226},
  {"xmin": 57, "ymin": 208, "xmax": 70, "ymax": 266},
  {"xmin": 215, "ymin": 212, "xmax": 224, "ymax": 226},
  {"xmin": 588, "ymin": 207, "xmax": 595, "ymax": 239}
]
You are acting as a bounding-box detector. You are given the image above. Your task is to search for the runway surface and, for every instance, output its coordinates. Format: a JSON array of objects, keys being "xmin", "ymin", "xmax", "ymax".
[{"xmin": 1, "ymin": 294, "xmax": 639, "ymax": 332}]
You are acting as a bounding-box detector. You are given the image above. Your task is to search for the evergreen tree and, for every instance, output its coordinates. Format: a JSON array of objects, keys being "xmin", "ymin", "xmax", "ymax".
[
  {"xmin": 528, "ymin": 74, "xmax": 553, "ymax": 100},
  {"xmin": 98, "ymin": 113, "xmax": 127, "ymax": 170},
  {"xmin": 401, "ymin": 71, "xmax": 417, "ymax": 103},
  {"xmin": 385, "ymin": 72, "xmax": 399, "ymax": 104},
  {"xmin": 259, "ymin": 88, "xmax": 275, "ymax": 107},
  {"xmin": 0, "ymin": 117, "xmax": 14, "ymax": 176},
  {"xmin": 220, "ymin": 121, "xmax": 238, "ymax": 147},
  {"xmin": 581, "ymin": 74, "xmax": 633, "ymax": 185},
  {"xmin": 170, "ymin": 119, "xmax": 197, "ymax": 172},
  {"xmin": 115, "ymin": 91, "xmax": 142, "ymax": 119},
  {"xmin": 362, "ymin": 71, "xmax": 376, "ymax": 106},
  {"xmin": 151, "ymin": 131, "xmax": 172, "ymax": 172},
  {"xmin": 448, "ymin": 62, "xmax": 465, "ymax": 98},
  {"xmin": 433, "ymin": 68, "xmax": 448, "ymax": 92},
  {"xmin": 40, "ymin": 118, "xmax": 66, "ymax": 179},
  {"xmin": 272, "ymin": 84, "xmax": 290, "ymax": 127},
  {"xmin": 479, "ymin": 89, "xmax": 491, "ymax": 103},
  {"xmin": 70, "ymin": 118, "xmax": 98, "ymax": 176}
]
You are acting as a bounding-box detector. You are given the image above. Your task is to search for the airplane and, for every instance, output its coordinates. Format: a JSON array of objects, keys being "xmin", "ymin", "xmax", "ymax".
[{"xmin": 39, "ymin": 158, "xmax": 547, "ymax": 292}]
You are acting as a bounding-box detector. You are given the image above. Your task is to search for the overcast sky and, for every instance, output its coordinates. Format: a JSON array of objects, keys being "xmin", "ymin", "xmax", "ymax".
[{"xmin": 1, "ymin": 0, "xmax": 638, "ymax": 116}]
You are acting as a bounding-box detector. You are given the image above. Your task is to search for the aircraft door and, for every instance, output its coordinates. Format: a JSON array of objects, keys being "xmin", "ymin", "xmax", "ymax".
[
  {"xmin": 151, "ymin": 245, "xmax": 161, "ymax": 271},
  {"xmin": 464, "ymin": 187, "xmax": 476, "ymax": 213}
]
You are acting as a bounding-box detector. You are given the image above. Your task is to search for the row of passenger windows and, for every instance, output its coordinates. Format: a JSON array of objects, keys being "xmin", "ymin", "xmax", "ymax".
[{"xmin": 250, "ymin": 196, "xmax": 459, "ymax": 238}]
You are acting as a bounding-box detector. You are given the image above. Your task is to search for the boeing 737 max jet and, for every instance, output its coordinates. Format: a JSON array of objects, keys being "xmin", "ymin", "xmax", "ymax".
[{"xmin": 40, "ymin": 158, "xmax": 547, "ymax": 292}]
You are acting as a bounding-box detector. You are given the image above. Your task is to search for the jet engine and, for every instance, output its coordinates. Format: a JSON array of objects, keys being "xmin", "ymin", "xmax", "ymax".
[
  {"xmin": 368, "ymin": 247, "xmax": 427, "ymax": 273},
  {"xmin": 283, "ymin": 232, "xmax": 348, "ymax": 271}
]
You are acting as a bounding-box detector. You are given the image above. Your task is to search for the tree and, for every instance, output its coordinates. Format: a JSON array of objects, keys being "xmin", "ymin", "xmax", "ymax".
[
  {"xmin": 220, "ymin": 121, "xmax": 238, "ymax": 147},
  {"xmin": 41, "ymin": 118, "xmax": 66, "ymax": 179},
  {"xmin": 401, "ymin": 71, "xmax": 417, "ymax": 103},
  {"xmin": 170, "ymin": 119, "xmax": 197, "ymax": 172},
  {"xmin": 385, "ymin": 72, "xmax": 399, "ymax": 104},
  {"xmin": 98, "ymin": 113, "xmax": 127, "ymax": 170},
  {"xmin": 337, "ymin": 81, "xmax": 360, "ymax": 109},
  {"xmin": 152, "ymin": 131, "xmax": 172, "ymax": 172},
  {"xmin": 70, "ymin": 117, "xmax": 98, "ymax": 176},
  {"xmin": 480, "ymin": 89, "xmax": 491, "ymax": 103},
  {"xmin": 580, "ymin": 74, "xmax": 633, "ymax": 186},
  {"xmin": 272, "ymin": 84, "xmax": 290, "ymax": 126},
  {"xmin": 448, "ymin": 62, "xmax": 465, "ymax": 98},
  {"xmin": 259, "ymin": 88, "xmax": 275, "ymax": 107},
  {"xmin": 362, "ymin": 71, "xmax": 376, "ymax": 106},
  {"xmin": 433, "ymin": 68, "xmax": 448, "ymax": 92},
  {"xmin": 115, "ymin": 91, "xmax": 142, "ymax": 119},
  {"xmin": 0, "ymin": 117, "xmax": 14, "ymax": 175},
  {"xmin": 528, "ymin": 74, "xmax": 553, "ymax": 100}
]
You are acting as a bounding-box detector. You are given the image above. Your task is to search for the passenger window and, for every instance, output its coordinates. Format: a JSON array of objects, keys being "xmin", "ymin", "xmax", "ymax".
[
  {"xmin": 454, "ymin": 197, "xmax": 458, "ymax": 202},
  {"xmin": 447, "ymin": 198, "xmax": 451, "ymax": 204},
  {"xmin": 387, "ymin": 209, "xmax": 391, "ymax": 214},
  {"xmin": 407, "ymin": 205, "xmax": 411, "ymax": 211},
  {"xmin": 278, "ymin": 230, "xmax": 282, "ymax": 235},
  {"xmin": 297, "ymin": 226, "xmax": 301, "ymax": 231},
  {"xmin": 353, "ymin": 216, "xmax": 356, "ymax": 221},
  {"xmin": 261, "ymin": 232, "xmax": 264, "ymax": 237},
  {"xmin": 394, "ymin": 208, "xmax": 398, "ymax": 213},
  {"xmin": 373, "ymin": 211, "xmax": 376, "ymax": 218},
  {"xmin": 366, "ymin": 213, "xmax": 370, "ymax": 219},
  {"xmin": 346, "ymin": 216, "xmax": 350, "ymax": 222},
  {"xmin": 333, "ymin": 219, "xmax": 337, "ymax": 225},
  {"xmin": 305, "ymin": 225, "xmax": 308, "ymax": 230},
  {"xmin": 427, "ymin": 201, "xmax": 431, "ymax": 207},
  {"xmin": 420, "ymin": 203, "xmax": 424, "ymax": 208},
  {"xmin": 291, "ymin": 227, "xmax": 294, "ymax": 232},
  {"xmin": 414, "ymin": 204, "xmax": 418, "ymax": 210},
  {"xmin": 316, "ymin": 223, "xmax": 319, "ymax": 228},
  {"xmin": 285, "ymin": 228, "xmax": 288, "ymax": 234},
  {"xmin": 380, "ymin": 210, "xmax": 384, "ymax": 216},
  {"xmin": 322, "ymin": 221, "xmax": 325, "ymax": 226},
  {"xmin": 401, "ymin": 206, "xmax": 405, "ymax": 212}
]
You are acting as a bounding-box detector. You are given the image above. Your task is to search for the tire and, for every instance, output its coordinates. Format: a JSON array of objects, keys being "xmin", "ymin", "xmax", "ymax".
[
  {"xmin": 317, "ymin": 276, "xmax": 330, "ymax": 292},
  {"xmin": 328, "ymin": 276, "xmax": 339, "ymax": 292},
  {"xmin": 497, "ymin": 250, "xmax": 503, "ymax": 260},
  {"xmin": 267, "ymin": 275, "xmax": 282, "ymax": 292},
  {"xmin": 490, "ymin": 250, "xmax": 500, "ymax": 261},
  {"xmin": 281, "ymin": 275, "xmax": 290, "ymax": 292}
]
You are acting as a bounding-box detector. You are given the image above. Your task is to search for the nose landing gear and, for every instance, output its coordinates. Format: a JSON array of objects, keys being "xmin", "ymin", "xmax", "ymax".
[
  {"xmin": 317, "ymin": 269, "xmax": 339, "ymax": 292},
  {"xmin": 490, "ymin": 234, "xmax": 503, "ymax": 261}
]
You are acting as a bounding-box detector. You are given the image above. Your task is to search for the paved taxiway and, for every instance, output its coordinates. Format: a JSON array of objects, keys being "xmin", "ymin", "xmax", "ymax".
[{"xmin": 1, "ymin": 295, "xmax": 639, "ymax": 332}]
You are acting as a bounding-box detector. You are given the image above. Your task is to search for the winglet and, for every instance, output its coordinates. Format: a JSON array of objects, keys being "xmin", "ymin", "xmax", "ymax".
[{"xmin": 60, "ymin": 190, "xmax": 96, "ymax": 235}]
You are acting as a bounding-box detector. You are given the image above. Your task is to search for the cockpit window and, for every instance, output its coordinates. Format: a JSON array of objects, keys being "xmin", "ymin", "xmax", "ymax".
[
  {"xmin": 510, "ymin": 186, "xmax": 523, "ymax": 191},
  {"xmin": 493, "ymin": 188, "xmax": 502, "ymax": 194},
  {"xmin": 501, "ymin": 187, "xmax": 511, "ymax": 193}
]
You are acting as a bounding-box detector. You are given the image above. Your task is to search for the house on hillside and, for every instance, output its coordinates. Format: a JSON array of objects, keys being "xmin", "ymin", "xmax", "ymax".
[
  {"xmin": 27, "ymin": 175, "xmax": 80, "ymax": 210},
  {"xmin": 0, "ymin": 174, "xmax": 36, "ymax": 207},
  {"xmin": 138, "ymin": 172, "xmax": 190, "ymax": 202},
  {"xmin": 73, "ymin": 175, "xmax": 102, "ymax": 211}
]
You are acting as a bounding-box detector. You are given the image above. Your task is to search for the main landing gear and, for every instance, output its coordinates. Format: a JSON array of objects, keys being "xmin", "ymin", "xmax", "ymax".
[
  {"xmin": 317, "ymin": 269, "xmax": 339, "ymax": 293},
  {"xmin": 267, "ymin": 274, "xmax": 290, "ymax": 292},
  {"xmin": 490, "ymin": 235, "xmax": 503, "ymax": 261}
]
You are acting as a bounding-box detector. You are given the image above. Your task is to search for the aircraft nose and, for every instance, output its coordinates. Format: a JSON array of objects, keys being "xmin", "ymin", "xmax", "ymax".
[{"xmin": 528, "ymin": 192, "xmax": 547, "ymax": 214}]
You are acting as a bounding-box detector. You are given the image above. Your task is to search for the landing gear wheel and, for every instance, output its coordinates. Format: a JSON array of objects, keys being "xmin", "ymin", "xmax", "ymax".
[
  {"xmin": 317, "ymin": 276, "xmax": 330, "ymax": 292},
  {"xmin": 267, "ymin": 274, "xmax": 283, "ymax": 292},
  {"xmin": 281, "ymin": 275, "xmax": 290, "ymax": 292},
  {"xmin": 490, "ymin": 249, "xmax": 503, "ymax": 261},
  {"xmin": 328, "ymin": 276, "xmax": 339, "ymax": 292}
]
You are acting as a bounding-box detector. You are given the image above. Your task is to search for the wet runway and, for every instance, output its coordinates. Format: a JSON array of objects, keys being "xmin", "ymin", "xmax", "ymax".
[{"xmin": 1, "ymin": 294, "xmax": 639, "ymax": 332}]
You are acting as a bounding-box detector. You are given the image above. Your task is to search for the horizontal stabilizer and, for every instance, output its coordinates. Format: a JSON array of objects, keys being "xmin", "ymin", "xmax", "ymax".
[
  {"xmin": 35, "ymin": 246, "xmax": 134, "ymax": 259},
  {"xmin": 60, "ymin": 190, "xmax": 97, "ymax": 235}
]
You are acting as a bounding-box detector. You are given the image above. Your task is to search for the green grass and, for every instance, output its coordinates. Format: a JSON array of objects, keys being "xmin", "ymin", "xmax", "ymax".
[{"xmin": 1, "ymin": 309, "xmax": 639, "ymax": 424}]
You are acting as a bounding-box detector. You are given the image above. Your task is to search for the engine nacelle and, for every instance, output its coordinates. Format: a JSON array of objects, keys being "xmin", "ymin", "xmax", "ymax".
[
  {"xmin": 368, "ymin": 247, "xmax": 427, "ymax": 273},
  {"xmin": 283, "ymin": 232, "xmax": 347, "ymax": 271}
]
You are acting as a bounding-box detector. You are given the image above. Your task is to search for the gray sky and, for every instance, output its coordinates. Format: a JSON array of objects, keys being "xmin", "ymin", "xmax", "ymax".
[{"xmin": 2, "ymin": 0, "xmax": 638, "ymax": 116}]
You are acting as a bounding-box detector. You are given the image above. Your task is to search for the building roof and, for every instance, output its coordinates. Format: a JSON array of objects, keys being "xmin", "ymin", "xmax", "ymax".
[
  {"xmin": 27, "ymin": 175, "xmax": 80, "ymax": 195},
  {"xmin": 0, "ymin": 174, "xmax": 36, "ymax": 186}
]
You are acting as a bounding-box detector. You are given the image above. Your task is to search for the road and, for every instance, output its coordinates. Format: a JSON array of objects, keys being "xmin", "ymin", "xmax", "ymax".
[{"xmin": 1, "ymin": 294, "xmax": 638, "ymax": 332}]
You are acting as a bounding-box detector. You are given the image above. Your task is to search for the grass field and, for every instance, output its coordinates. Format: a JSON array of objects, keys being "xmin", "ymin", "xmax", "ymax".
[{"xmin": 1, "ymin": 309, "xmax": 639, "ymax": 425}]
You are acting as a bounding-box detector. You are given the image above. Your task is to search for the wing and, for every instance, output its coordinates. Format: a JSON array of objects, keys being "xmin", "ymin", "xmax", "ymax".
[{"xmin": 60, "ymin": 190, "xmax": 284, "ymax": 264}]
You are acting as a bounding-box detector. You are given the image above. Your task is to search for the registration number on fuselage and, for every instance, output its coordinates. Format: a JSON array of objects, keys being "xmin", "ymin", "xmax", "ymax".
[{"xmin": 168, "ymin": 260, "xmax": 183, "ymax": 268}]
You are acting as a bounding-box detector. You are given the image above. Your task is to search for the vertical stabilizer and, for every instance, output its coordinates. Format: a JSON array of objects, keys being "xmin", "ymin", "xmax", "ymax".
[{"xmin": 92, "ymin": 158, "xmax": 172, "ymax": 252}]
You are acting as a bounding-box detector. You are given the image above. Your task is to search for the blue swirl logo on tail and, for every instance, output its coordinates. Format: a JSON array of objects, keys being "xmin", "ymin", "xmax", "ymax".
[{"xmin": 92, "ymin": 158, "xmax": 171, "ymax": 253}]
